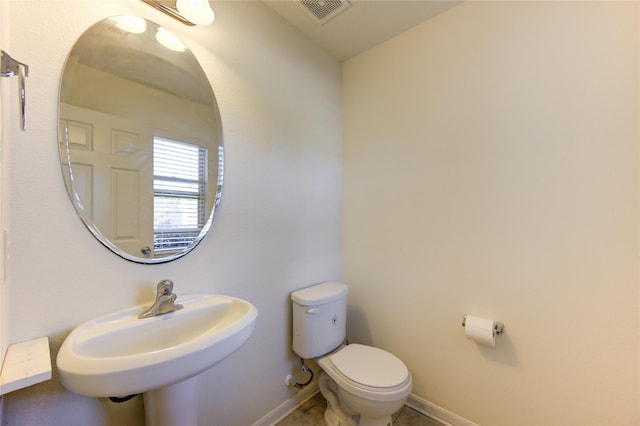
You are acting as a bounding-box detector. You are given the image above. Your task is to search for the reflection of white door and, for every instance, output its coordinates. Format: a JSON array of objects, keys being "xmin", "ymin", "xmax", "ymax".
[{"xmin": 60, "ymin": 104, "xmax": 154, "ymax": 257}]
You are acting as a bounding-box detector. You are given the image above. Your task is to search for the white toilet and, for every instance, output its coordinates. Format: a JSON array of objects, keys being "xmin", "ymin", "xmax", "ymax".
[{"xmin": 291, "ymin": 282, "xmax": 412, "ymax": 426}]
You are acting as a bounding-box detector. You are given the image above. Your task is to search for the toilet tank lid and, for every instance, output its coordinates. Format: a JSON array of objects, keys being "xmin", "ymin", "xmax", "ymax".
[{"xmin": 291, "ymin": 282, "xmax": 348, "ymax": 306}]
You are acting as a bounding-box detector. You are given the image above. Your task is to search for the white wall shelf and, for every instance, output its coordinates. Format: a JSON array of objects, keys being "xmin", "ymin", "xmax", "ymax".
[{"xmin": 0, "ymin": 337, "xmax": 51, "ymax": 395}]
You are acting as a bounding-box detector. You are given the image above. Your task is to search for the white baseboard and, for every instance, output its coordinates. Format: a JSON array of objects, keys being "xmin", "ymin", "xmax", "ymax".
[
  {"xmin": 406, "ymin": 393, "xmax": 478, "ymax": 426},
  {"xmin": 252, "ymin": 385, "xmax": 476, "ymax": 426},
  {"xmin": 252, "ymin": 383, "xmax": 319, "ymax": 426}
]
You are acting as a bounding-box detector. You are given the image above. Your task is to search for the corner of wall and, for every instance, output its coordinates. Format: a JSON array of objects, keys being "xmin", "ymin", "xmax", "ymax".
[{"xmin": 0, "ymin": 0, "xmax": 10, "ymax": 365}]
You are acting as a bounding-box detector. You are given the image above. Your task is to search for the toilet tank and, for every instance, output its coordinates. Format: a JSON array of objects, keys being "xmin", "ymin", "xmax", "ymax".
[{"xmin": 291, "ymin": 282, "xmax": 348, "ymax": 359}]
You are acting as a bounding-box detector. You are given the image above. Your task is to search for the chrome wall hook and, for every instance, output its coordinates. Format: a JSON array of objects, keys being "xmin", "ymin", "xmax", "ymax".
[{"xmin": 1, "ymin": 50, "xmax": 29, "ymax": 131}]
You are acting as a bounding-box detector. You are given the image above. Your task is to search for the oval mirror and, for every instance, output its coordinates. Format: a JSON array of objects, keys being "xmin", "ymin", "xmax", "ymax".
[{"xmin": 58, "ymin": 16, "xmax": 223, "ymax": 264}]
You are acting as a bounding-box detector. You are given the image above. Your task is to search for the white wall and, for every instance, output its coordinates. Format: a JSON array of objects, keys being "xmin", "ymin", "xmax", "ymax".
[
  {"xmin": 3, "ymin": 1, "xmax": 341, "ymax": 424},
  {"xmin": 0, "ymin": 0, "xmax": 11, "ymax": 365},
  {"xmin": 343, "ymin": 1, "xmax": 639, "ymax": 425}
]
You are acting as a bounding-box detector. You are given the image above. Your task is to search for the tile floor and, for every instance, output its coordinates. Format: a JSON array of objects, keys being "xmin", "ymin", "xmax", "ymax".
[{"xmin": 277, "ymin": 392, "xmax": 443, "ymax": 426}]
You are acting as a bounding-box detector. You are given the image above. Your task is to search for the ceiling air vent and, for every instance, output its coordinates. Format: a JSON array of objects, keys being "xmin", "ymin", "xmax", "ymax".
[{"xmin": 298, "ymin": 0, "xmax": 351, "ymax": 25}]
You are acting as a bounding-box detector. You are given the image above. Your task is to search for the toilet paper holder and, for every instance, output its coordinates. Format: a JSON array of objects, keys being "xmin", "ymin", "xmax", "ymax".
[{"xmin": 461, "ymin": 315, "xmax": 504, "ymax": 335}]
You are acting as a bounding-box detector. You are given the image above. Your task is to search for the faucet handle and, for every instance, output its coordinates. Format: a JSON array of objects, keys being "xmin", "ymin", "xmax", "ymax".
[{"xmin": 157, "ymin": 279, "xmax": 174, "ymax": 295}]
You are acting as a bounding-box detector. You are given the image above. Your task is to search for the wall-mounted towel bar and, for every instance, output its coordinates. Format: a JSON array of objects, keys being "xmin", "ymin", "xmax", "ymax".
[{"xmin": 1, "ymin": 50, "xmax": 29, "ymax": 131}]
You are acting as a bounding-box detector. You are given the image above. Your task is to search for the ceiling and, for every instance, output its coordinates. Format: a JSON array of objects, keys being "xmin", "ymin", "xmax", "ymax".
[{"xmin": 262, "ymin": 0, "xmax": 462, "ymax": 61}]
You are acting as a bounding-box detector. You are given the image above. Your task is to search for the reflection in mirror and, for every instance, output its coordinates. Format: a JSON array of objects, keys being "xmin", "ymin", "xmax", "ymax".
[{"xmin": 58, "ymin": 16, "xmax": 223, "ymax": 263}]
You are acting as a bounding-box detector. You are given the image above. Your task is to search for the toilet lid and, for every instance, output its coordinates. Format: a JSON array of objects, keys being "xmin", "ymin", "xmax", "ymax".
[{"xmin": 331, "ymin": 344, "xmax": 408, "ymax": 388}]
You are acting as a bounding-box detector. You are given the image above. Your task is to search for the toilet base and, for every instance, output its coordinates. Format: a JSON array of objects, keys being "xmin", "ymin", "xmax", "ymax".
[
  {"xmin": 324, "ymin": 405, "xmax": 357, "ymax": 426},
  {"xmin": 319, "ymin": 371, "xmax": 357, "ymax": 426},
  {"xmin": 358, "ymin": 415, "xmax": 393, "ymax": 426},
  {"xmin": 323, "ymin": 405, "xmax": 393, "ymax": 426},
  {"xmin": 318, "ymin": 371, "xmax": 401, "ymax": 426}
]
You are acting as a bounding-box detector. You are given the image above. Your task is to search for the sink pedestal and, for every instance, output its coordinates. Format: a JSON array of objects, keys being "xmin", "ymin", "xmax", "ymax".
[{"xmin": 143, "ymin": 375, "xmax": 200, "ymax": 426}]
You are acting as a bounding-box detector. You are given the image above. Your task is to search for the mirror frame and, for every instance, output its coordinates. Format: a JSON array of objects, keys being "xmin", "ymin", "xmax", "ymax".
[{"xmin": 58, "ymin": 16, "xmax": 223, "ymax": 264}]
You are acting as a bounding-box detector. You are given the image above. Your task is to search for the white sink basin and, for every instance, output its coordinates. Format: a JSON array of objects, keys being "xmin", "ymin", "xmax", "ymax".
[{"xmin": 57, "ymin": 293, "xmax": 258, "ymax": 398}]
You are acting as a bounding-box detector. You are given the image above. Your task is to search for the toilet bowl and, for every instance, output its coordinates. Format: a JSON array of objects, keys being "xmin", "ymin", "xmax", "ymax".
[
  {"xmin": 291, "ymin": 282, "xmax": 413, "ymax": 426},
  {"xmin": 317, "ymin": 344, "xmax": 412, "ymax": 426}
]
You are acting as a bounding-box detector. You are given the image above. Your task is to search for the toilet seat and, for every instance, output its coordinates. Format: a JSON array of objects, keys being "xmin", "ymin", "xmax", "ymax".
[
  {"xmin": 318, "ymin": 344, "xmax": 412, "ymax": 403},
  {"xmin": 332, "ymin": 344, "xmax": 408, "ymax": 388}
]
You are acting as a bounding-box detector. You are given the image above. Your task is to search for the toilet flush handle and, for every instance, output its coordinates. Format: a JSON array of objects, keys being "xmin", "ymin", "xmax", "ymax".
[{"xmin": 306, "ymin": 308, "xmax": 319, "ymax": 314}]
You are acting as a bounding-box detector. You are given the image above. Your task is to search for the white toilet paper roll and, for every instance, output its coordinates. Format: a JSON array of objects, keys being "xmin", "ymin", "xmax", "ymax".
[{"xmin": 464, "ymin": 315, "xmax": 495, "ymax": 347}]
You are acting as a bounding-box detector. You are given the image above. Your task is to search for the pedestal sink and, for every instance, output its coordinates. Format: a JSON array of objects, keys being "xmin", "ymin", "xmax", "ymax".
[{"xmin": 57, "ymin": 293, "xmax": 258, "ymax": 426}]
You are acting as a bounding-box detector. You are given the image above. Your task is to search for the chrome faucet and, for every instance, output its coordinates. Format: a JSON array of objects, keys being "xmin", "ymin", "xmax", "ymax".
[{"xmin": 139, "ymin": 279, "xmax": 183, "ymax": 319}]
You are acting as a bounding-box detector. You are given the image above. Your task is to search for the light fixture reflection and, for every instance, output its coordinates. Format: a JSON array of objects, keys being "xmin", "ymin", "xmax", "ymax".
[
  {"xmin": 112, "ymin": 16, "xmax": 147, "ymax": 34},
  {"xmin": 155, "ymin": 27, "xmax": 187, "ymax": 52},
  {"xmin": 176, "ymin": 0, "xmax": 215, "ymax": 26}
]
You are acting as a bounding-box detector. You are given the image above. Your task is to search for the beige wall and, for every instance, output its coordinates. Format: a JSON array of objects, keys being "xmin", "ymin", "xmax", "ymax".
[
  {"xmin": 3, "ymin": 1, "xmax": 341, "ymax": 424},
  {"xmin": 0, "ymin": 0, "xmax": 10, "ymax": 364},
  {"xmin": 343, "ymin": 1, "xmax": 639, "ymax": 424}
]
